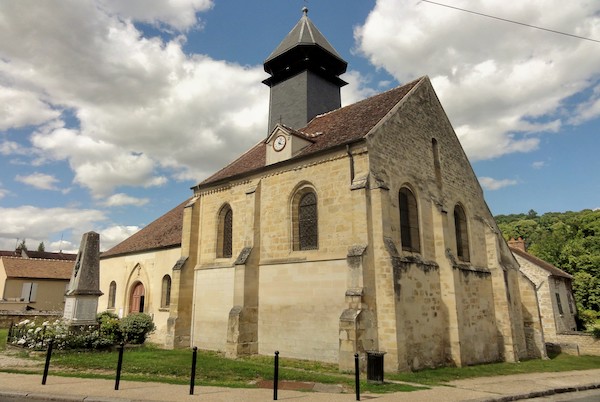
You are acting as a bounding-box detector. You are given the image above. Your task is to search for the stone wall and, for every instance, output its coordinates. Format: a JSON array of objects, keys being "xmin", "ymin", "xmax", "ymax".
[
  {"xmin": 99, "ymin": 247, "xmax": 181, "ymax": 345},
  {"xmin": 187, "ymin": 77, "xmax": 532, "ymax": 371},
  {"xmin": 454, "ymin": 269, "xmax": 500, "ymax": 365},
  {"xmin": 366, "ymin": 77, "xmax": 525, "ymax": 368},
  {"xmin": 394, "ymin": 261, "xmax": 447, "ymax": 370},
  {"xmin": 551, "ymin": 332, "xmax": 600, "ymax": 356},
  {"xmin": 0, "ymin": 311, "xmax": 62, "ymax": 328},
  {"xmin": 516, "ymin": 254, "xmax": 577, "ymax": 341},
  {"xmin": 193, "ymin": 267, "xmax": 235, "ymax": 351},
  {"xmin": 258, "ymin": 260, "xmax": 347, "ymax": 362}
]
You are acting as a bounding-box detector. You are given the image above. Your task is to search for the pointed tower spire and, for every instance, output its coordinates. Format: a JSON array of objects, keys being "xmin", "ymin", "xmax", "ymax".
[{"xmin": 263, "ymin": 8, "xmax": 348, "ymax": 133}]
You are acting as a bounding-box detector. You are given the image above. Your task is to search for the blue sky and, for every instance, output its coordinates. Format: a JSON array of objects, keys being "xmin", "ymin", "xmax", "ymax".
[{"xmin": 0, "ymin": 0, "xmax": 599, "ymax": 252}]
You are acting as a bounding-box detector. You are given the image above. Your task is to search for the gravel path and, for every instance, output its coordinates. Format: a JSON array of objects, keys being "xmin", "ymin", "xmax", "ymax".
[{"xmin": 0, "ymin": 349, "xmax": 43, "ymax": 369}]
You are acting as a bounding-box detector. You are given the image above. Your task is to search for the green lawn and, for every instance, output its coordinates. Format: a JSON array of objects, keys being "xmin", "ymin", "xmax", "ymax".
[{"xmin": 3, "ymin": 328, "xmax": 600, "ymax": 394}]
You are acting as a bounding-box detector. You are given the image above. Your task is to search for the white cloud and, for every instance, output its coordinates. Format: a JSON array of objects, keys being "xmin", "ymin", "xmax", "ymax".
[
  {"xmin": 100, "ymin": 193, "xmax": 149, "ymax": 207},
  {"xmin": 0, "ymin": 86, "xmax": 60, "ymax": 130},
  {"xmin": 0, "ymin": 205, "xmax": 109, "ymax": 252},
  {"xmin": 15, "ymin": 172, "xmax": 61, "ymax": 191},
  {"xmin": 99, "ymin": 225, "xmax": 141, "ymax": 251},
  {"xmin": 341, "ymin": 70, "xmax": 380, "ymax": 106},
  {"xmin": 0, "ymin": 141, "xmax": 30, "ymax": 156},
  {"xmin": 479, "ymin": 177, "xmax": 518, "ymax": 191},
  {"xmin": 355, "ymin": 0, "xmax": 600, "ymax": 161},
  {"xmin": 0, "ymin": 205, "xmax": 140, "ymax": 252},
  {"xmin": 0, "ymin": 206, "xmax": 106, "ymax": 239},
  {"xmin": 570, "ymin": 84, "xmax": 600, "ymax": 124},
  {"xmin": 0, "ymin": 183, "xmax": 8, "ymax": 199},
  {"xmin": 0, "ymin": 1, "xmax": 268, "ymax": 198},
  {"xmin": 98, "ymin": 0, "xmax": 214, "ymax": 31},
  {"xmin": 532, "ymin": 161, "xmax": 546, "ymax": 169}
]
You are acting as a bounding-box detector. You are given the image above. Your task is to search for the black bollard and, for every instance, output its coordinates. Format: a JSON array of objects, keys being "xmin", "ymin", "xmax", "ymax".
[
  {"xmin": 41, "ymin": 340, "xmax": 53, "ymax": 385},
  {"xmin": 115, "ymin": 342, "xmax": 124, "ymax": 390},
  {"xmin": 190, "ymin": 346, "xmax": 198, "ymax": 395},
  {"xmin": 273, "ymin": 351, "xmax": 279, "ymax": 400},
  {"xmin": 354, "ymin": 353, "xmax": 360, "ymax": 401}
]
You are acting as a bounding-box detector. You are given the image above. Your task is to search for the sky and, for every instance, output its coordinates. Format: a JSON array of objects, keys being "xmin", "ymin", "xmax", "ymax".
[{"xmin": 0, "ymin": 0, "xmax": 599, "ymax": 253}]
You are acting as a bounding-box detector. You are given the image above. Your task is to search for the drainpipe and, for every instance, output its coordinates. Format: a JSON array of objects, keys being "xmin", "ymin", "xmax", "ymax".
[{"xmin": 346, "ymin": 145, "xmax": 355, "ymax": 184}]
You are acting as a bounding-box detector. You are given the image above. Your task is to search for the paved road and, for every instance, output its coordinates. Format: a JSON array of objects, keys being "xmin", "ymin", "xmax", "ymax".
[{"xmin": 526, "ymin": 388, "xmax": 600, "ymax": 401}]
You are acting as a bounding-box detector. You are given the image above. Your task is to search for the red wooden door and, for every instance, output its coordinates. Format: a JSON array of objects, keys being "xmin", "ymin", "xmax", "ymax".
[{"xmin": 129, "ymin": 282, "xmax": 145, "ymax": 313}]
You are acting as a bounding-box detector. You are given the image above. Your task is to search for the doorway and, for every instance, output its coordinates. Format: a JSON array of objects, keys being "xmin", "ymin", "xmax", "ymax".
[{"xmin": 129, "ymin": 282, "xmax": 145, "ymax": 313}]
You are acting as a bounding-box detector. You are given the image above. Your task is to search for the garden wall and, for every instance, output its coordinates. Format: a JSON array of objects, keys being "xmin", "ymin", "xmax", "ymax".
[
  {"xmin": 0, "ymin": 311, "xmax": 62, "ymax": 328},
  {"xmin": 547, "ymin": 331, "xmax": 600, "ymax": 356}
]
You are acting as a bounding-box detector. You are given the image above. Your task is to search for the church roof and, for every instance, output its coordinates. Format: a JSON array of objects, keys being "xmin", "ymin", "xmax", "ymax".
[
  {"xmin": 265, "ymin": 7, "xmax": 344, "ymax": 65},
  {"xmin": 101, "ymin": 199, "xmax": 188, "ymax": 259},
  {"xmin": 197, "ymin": 77, "xmax": 424, "ymax": 188},
  {"xmin": 510, "ymin": 247, "xmax": 573, "ymax": 280},
  {"xmin": 1, "ymin": 257, "xmax": 73, "ymax": 280}
]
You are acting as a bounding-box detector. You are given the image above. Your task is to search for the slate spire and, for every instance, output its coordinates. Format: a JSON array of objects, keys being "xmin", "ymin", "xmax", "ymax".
[{"xmin": 263, "ymin": 7, "xmax": 348, "ymax": 133}]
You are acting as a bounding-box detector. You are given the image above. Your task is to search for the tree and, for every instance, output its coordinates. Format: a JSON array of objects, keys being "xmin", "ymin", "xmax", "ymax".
[
  {"xmin": 495, "ymin": 208, "xmax": 600, "ymax": 318},
  {"xmin": 17, "ymin": 239, "xmax": 27, "ymax": 251},
  {"xmin": 37, "ymin": 242, "xmax": 45, "ymax": 252}
]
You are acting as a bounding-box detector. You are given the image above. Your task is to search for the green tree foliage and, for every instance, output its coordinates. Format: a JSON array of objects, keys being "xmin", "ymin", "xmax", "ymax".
[
  {"xmin": 37, "ymin": 242, "xmax": 45, "ymax": 252},
  {"xmin": 495, "ymin": 209, "xmax": 600, "ymax": 315}
]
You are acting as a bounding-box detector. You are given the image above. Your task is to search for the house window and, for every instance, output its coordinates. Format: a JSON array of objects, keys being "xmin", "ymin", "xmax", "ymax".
[
  {"xmin": 21, "ymin": 282, "xmax": 38, "ymax": 302},
  {"xmin": 555, "ymin": 292, "xmax": 564, "ymax": 315},
  {"xmin": 161, "ymin": 275, "xmax": 171, "ymax": 308},
  {"xmin": 108, "ymin": 281, "xmax": 116, "ymax": 309},
  {"xmin": 454, "ymin": 204, "xmax": 470, "ymax": 262},
  {"xmin": 217, "ymin": 204, "xmax": 233, "ymax": 258},
  {"xmin": 399, "ymin": 187, "xmax": 420, "ymax": 253},
  {"xmin": 567, "ymin": 292, "xmax": 575, "ymax": 314}
]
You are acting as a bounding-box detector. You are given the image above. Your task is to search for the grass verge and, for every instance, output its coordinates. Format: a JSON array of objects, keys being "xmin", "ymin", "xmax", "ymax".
[{"xmin": 3, "ymin": 328, "xmax": 600, "ymax": 393}]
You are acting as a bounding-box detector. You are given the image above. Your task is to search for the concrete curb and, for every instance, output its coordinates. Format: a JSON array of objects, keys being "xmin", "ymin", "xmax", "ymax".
[{"xmin": 467, "ymin": 382, "xmax": 600, "ymax": 402}]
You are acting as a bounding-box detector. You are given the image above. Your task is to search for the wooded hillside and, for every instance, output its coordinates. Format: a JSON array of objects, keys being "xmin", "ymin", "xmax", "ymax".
[{"xmin": 495, "ymin": 209, "xmax": 600, "ymax": 323}]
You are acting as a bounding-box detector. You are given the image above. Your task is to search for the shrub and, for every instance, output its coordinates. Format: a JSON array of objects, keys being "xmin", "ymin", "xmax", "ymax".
[
  {"xmin": 8, "ymin": 319, "xmax": 114, "ymax": 350},
  {"xmin": 589, "ymin": 322, "xmax": 600, "ymax": 339},
  {"xmin": 97, "ymin": 311, "xmax": 124, "ymax": 343},
  {"xmin": 120, "ymin": 313, "xmax": 155, "ymax": 344}
]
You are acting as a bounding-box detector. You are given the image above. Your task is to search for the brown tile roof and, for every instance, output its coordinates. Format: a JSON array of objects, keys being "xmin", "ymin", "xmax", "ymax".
[
  {"xmin": 0, "ymin": 250, "xmax": 77, "ymax": 260},
  {"xmin": 197, "ymin": 77, "xmax": 423, "ymax": 188},
  {"xmin": 510, "ymin": 247, "xmax": 573, "ymax": 280},
  {"xmin": 1, "ymin": 257, "xmax": 73, "ymax": 280},
  {"xmin": 101, "ymin": 199, "xmax": 188, "ymax": 259}
]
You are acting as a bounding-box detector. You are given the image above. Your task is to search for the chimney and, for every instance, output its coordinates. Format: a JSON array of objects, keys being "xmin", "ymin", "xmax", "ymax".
[{"xmin": 508, "ymin": 237, "xmax": 526, "ymax": 252}]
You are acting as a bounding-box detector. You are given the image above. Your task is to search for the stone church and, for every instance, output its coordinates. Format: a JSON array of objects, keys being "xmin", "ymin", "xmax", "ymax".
[{"xmin": 99, "ymin": 9, "xmax": 545, "ymax": 372}]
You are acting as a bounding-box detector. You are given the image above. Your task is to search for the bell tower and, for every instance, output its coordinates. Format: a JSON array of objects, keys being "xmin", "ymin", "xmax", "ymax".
[{"xmin": 263, "ymin": 7, "xmax": 348, "ymax": 133}]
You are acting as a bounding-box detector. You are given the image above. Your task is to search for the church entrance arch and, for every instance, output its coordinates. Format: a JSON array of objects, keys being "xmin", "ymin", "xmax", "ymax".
[{"xmin": 129, "ymin": 282, "xmax": 145, "ymax": 313}]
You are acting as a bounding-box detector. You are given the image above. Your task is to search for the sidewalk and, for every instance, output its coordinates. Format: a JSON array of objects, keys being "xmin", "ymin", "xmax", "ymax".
[{"xmin": 0, "ymin": 369, "xmax": 599, "ymax": 402}]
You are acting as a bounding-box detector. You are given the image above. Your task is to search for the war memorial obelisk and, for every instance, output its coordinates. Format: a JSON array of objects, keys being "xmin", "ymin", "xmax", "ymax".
[{"xmin": 63, "ymin": 231, "xmax": 103, "ymax": 326}]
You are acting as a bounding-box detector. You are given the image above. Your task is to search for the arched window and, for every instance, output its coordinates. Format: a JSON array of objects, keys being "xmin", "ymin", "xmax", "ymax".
[
  {"xmin": 454, "ymin": 204, "xmax": 470, "ymax": 262},
  {"xmin": 108, "ymin": 281, "xmax": 116, "ymax": 309},
  {"xmin": 292, "ymin": 187, "xmax": 318, "ymax": 251},
  {"xmin": 161, "ymin": 275, "xmax": 171, "ymax": 308},
  {"xmin": 399, "ymin": 187, "xmax": 420, "ymax": 253},
  {"xmin": 217, "ymin": 204, "xmax": 233, "ymax": 258}
]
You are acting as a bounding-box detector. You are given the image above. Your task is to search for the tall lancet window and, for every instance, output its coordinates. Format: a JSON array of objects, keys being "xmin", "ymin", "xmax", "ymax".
[
  {"xmin": 454, "ymin": 204, "xmax": 470, "ymax": 262},
  {"xmin": 292, "ymin": 187, "xmax": 319, "ymax": 251},
  {"xmin": 399, "ymin": 187, "xmax": 420, "ymax": 253},
  {"xmin": 217, "ymin": 204, "xmax": 233, "ymax": 258}
]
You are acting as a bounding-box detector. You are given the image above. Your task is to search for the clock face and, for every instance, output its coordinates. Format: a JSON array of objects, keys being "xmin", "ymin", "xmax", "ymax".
[{"xmin": 273, "ymin": 135, "xmax": 287, "ymax": 152}]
